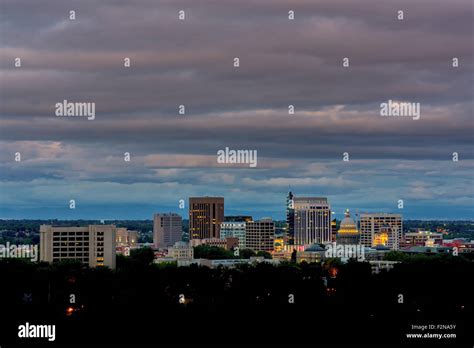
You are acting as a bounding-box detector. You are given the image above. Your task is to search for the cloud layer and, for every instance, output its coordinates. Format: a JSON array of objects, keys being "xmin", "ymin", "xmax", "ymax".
[{"xmin": 0, "ymin": 0, "xmax": 473, "ymax": 219}]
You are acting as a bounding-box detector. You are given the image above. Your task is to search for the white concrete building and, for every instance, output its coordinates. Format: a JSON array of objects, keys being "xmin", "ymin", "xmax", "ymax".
[
  {"xmin": 293, "ymin": 197, "xmax": 331, "ymax": 246},
  {"xmin": 40, "ymin": 225, "xmax": 116, "ymax": 269}
]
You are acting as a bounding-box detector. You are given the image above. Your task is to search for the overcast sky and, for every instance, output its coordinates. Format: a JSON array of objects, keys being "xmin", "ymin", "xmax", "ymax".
[{"xmin": 0, "ymin": 0, "xmax": 473, "ymax": 220}]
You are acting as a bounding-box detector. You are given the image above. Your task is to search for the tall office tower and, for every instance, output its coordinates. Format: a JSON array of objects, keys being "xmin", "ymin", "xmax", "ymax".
[
  {"xmin": 245, "ymin": 218, "xmax": 275, "ymax": 252},
  {"xmin": 153, "ymin": 213, "xmax": 183, "ymax": 248},
  {"xmin": 220, "ymin": 221, "xmax": 247, "ymax": 249},
  {"xmin": 286, "ymin": 192, "xmax": 295, "ymax": 245},
  {"xmin": 189, "ymin": 197, "xmax": 224, "ymax": 240},
  {"xmin": 293, "ymin": 197, "xmax": 331, "ymax": 246},
  {"xmin": 359, "ymin": 213, "xmax": 403, "ymax": 250},
  {"xmin": 336, "ymin": 209, "xmax": 359, "ymax": 245},
  {"xmin": 40, "ymin": 225, "xmax": 116, "ymax": 269}
]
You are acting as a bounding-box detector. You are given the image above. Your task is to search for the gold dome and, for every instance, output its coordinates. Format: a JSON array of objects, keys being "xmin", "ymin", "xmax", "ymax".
[{"xmin": 337, "ymin": 209, "xmax": 359, "ymax": 235}]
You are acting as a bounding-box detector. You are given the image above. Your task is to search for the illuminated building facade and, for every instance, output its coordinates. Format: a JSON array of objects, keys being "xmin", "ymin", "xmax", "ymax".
[
  {"xmin": 373, "ymin": 229, "xmax": 389, "ymax": 246},
  {"xmin": 274, "ymin": 236, "xmax": 285, "ymax": 252},
  {"xmin": 116, "ymin": 228, "xmax": 138, "ymax": 247},
  {"xmin": 336, "ymin": 209, "xmax": 359, "ymax": 245},
  {"xmin": 189, "ymin": 197, "xmax": 224, "ymax": 240},
  {"xmin": 359, "ymin": 213, "xmax": 402, "ymax": 250}
]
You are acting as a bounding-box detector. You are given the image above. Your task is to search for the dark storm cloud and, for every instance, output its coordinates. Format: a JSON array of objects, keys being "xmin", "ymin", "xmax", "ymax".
[{"xmin": 0, "ymin": 0, "xmax": 472, "ymax": 218}]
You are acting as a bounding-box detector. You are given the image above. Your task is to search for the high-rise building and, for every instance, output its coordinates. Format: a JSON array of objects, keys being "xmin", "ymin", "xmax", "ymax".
[
  {"xmin": 294, "ymin": 197, "xmax": 331, "ymax": 246},
  {"xmin": 220, "ymin": 221, "xmax": 247, "ymax": 249},
  {"xmin": 359, "ymin": 213, "xmax": 402, "ymax": 250},
  {"xmin": 40, "ymin": 225, "xmax": 116, "ymax": 269},
  {"xmin": 246, "ymin": 218, "xmax": 275, "ymax": 252},
  {"xmin": 153, "ymin": 213, "xmax": 183, "ymax": 248},
  {"xmin": 286, "ymin": 192, "xmax": 295, "ymax": 245},
  {"xmin": 189, "ymin": 197, "xmax": 224, "ymax": 240},
  {"xmin": 336, "ymin": 209, "xmax": 359, "ymax": 245}
]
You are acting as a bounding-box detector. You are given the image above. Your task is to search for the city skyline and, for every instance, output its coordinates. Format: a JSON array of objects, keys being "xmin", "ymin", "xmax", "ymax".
[{"xmin": 0, "ymin": 1, "xmax": 472, "ymax": 346}]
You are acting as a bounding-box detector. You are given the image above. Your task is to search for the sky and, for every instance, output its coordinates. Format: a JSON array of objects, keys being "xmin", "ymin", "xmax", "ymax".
[{"xmin": 0, "ymin": 0, "xmax": 473, "ymax": 220}]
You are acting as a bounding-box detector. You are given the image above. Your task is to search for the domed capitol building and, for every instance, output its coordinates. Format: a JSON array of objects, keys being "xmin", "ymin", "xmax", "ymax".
[{"xmin": 336, "ymin": 209, "xmax": 360, "ymax": 245}]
